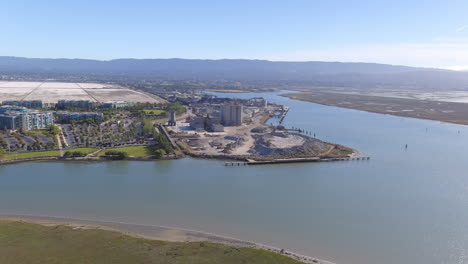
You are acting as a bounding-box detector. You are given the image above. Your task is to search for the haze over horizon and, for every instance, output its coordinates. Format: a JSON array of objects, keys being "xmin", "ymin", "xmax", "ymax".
[
  {"xmin": 4, "ymin": 0, "xmax": 468, "ymax": 70},
  {"xmin": 0, "ymin": 55, "xmax": 447, "ymax": 70}
]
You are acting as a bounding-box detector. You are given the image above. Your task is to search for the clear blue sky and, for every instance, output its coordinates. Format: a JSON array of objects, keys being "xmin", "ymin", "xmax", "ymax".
[{"xmin": 3, "ymin": 0, "xmax": 468, "ymax": 68}]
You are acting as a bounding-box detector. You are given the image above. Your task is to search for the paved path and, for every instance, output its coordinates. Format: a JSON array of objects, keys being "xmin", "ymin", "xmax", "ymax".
[
  {"xmin": 55, "ymin": 125, "xmax": 65, "ymax": 157},
  {"xmin": 86, "ymin": 149, "xmax": 103, "ymax": 157}
]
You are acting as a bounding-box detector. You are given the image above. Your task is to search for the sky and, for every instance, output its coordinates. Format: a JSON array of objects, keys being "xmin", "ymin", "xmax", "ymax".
[{"xmin": 3, "ymin": 0, "xmax": 468, "ymax": 69}]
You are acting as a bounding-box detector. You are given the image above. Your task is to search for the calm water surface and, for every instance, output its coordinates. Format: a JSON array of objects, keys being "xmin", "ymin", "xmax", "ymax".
[{"xmin": 2, "ymin": 91, "xmax": 468, "ymax": 264}]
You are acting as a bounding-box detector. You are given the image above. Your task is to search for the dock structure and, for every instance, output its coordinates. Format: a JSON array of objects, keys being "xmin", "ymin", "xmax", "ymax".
[
  {"xmin": 224, "ymin": 162, "xmax": 247, "ymax": 166},
  {"xmin": 224, "ymin": 156, "xmax": 370, "ymax": 166},
  {"xmin": 278, "ymin": 106, "xmax": 289, "ymax": 124},
  {"xmin": 287, "ymin": 128, "xmax": 302, "ymax": 133},
  {"xmin": 286, "ymin": 127, "xmax": 315, "ymax": 138}
]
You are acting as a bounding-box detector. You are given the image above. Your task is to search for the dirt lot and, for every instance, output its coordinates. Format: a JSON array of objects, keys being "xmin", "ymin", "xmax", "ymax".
[
  {"xmin": 174, "ymin": 107, "xmax": 353, "ymax": 159},
  {"xmin": 0, "ymin": 81, "xmax": 165, "ymax": 104}
]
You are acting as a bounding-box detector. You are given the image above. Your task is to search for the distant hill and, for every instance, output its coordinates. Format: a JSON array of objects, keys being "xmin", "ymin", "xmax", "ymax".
[{"xmin": 1, "ymin": 56, "xmax": 468, "ymax": 90}]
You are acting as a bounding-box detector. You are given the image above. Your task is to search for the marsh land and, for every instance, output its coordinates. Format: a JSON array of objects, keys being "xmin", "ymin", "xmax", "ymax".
[
  {"xmin": 283, "ymin": 88, "xmax": 468, "ymax": 125},
  {"xmin": 0, "ymin": 219, "xmax": 308, "ymax": 264}
]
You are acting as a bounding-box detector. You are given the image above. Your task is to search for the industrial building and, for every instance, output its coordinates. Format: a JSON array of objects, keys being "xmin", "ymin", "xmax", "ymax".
[
  {"xmin": 168, "ymin": 110, "xmax": 177, "ymax": 126},
  {"xmin": 209, "ymin": 123, "xmax": 224, "ymax": 132},
  {"xmin": 222, "ymin": 104, "xmax": 243, "ymax": 126},
  {"xmin": 0, "ymin": 106, "xmax": 54, "ymax": 131},
  {"xmin": 248, "ymin": 97, "xmax": 268, "ymax": 108},
  {"xmin": 2, "ymin": 100, "xmax": 44, "ymax": 109},
  {"xmin": 189, "ymin": 115, "xmax": 224, "ymax": 132}
]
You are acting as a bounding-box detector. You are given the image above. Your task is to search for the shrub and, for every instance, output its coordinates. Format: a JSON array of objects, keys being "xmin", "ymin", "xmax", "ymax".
[
  {"xmin": 104, "ymin": 150, "xmax": 128, "ymax": 160},
  {"xmin": 64, "ymin": 151, "xmax": 86, "ymax": 158},
  {"xmin": 154, "ymin": 149, "xmax": 166, "ymax": 158},
  {"xmin": 47, "ymin": 125, "xmax": 60, "ymax": 136}
]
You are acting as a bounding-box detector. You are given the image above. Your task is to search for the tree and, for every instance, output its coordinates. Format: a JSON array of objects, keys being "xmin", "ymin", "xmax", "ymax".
[
  {"xmin": 142, "ymin": 118, "xmax": 156, "ymax": 136},
  {"xmin": 47, "ymin": 125, "xmax": 60, "ymax": 136},
  {"xmin": 156, "ymin": 132, "xmax": 173, "ymax": 153},
  {"xmin": 0, "ymin": 134, "xmax": 7, "ymax": 148},
  {"xmin": 154, "ymin": 149, "xmax": 166, "ymax": 158},
  {"xmin": 167, "ymin": 102, "xmax": 186, "ymax": 115}
]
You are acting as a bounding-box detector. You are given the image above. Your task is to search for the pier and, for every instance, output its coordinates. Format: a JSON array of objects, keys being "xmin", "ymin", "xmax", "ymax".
[
  {"xmin": 286, "ymin": 127, "xmax": 314, "ymax": 137},
  {"xmin": 224, "ymin": 162, "xmax": 248, "ymax": 166},
  {"xmin": 278, "ymin": 106, "xmax": 289, "ymax": 124}
]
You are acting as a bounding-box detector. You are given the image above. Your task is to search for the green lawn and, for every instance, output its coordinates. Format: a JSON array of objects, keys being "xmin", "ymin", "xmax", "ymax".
[
  {"xmin": 27, "ymin": 129, "xmax": 50, "ymax": 136},
  {"xmin": 64, "ymin": 147, "xmax": 99, "ymax": 155},
  {"xmin": 142, "ymin": 109, "xmax": 166, "ymax": 115},
  {"xmin": 98, "ymin": 146, "xmax": 154, "ymax": 157},
  {"xmin": 3, "ymin": 150, "xmax": 60, "ymax": 160},
  {"xmin": 0, "ymin": 220, "xmax": 303, "ymax": 264}
]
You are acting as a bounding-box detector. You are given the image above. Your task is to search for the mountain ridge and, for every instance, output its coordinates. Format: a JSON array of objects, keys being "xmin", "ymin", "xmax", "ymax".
[{"xmin": 1, "ymin": 56, "xmax": 466, "ymax": 90}]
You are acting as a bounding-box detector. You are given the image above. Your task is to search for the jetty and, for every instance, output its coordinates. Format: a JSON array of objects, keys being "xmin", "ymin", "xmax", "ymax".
[
  {"xmin": 224, "ymin": 156, "xmax": 370, "ymax": 166},
  {"xmin": 278, "ymin": 106, "xmax": 289, "ymax": 124}
]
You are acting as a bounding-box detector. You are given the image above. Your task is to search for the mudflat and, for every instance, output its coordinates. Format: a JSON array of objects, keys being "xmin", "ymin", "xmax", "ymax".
[{"xmin": 283, "ymin": 90, "xmax": 468, "ymax": 125}]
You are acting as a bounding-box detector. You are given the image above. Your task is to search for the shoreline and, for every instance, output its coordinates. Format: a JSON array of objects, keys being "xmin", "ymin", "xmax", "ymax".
[
  {"xmin": 0, "ymin": 150, "xmax": 363, "ymax": 166},
  {"xmin": 0, "ymin": 155, "xmax": 181, "ymax": 166},
  {"xmin": 0, "ymin": 214, "xmax": 334, "ymax": 264}
]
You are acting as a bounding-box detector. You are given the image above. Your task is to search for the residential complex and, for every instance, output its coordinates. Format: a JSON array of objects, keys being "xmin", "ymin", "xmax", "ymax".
[
  {"xmin": 56, "ymin": 111, "xmax": 104, "ymax": 123},
  {"xmin": 2, "ymin": 99, "xmax": 136, "ymax": 110},
  {"xmin": 101, "ymin": 101, "xmax": 136, "ymax": 108},
  {"xmin": 2, "ymin": 100, "xmax": 44, "ymax": 109},
  {"xmin": 0, "ymin": 106, "xmax": 54, "ymax": 131},
  {"xmin": 57, "ymin": 100, "xmax": 96, "ymax": 110}
]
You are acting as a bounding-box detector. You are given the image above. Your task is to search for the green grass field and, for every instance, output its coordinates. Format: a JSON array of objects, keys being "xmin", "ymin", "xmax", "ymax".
[
  {"xmin": 64, "ymin": 147, "xmax": 99, "ymax": 155},
  {"xmin": 142, "ymin": 109, "xmax": 166, "ymax": 115},
  {"xmin": 3, "ymin": 150, "xmax": 60, "ymax": 160},
  {"xmin": 0, "ymin": 221, "xmax": 303, "ymax": 264},
  {"xmin": 98, "ymin": 146, "xmax": 154, "ymax": 157}
]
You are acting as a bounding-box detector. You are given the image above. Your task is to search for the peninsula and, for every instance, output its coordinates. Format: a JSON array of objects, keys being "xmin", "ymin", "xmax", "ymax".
[{"xmin": 0, "ymin": 81, "xmax": 356, "ymax": 165}]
